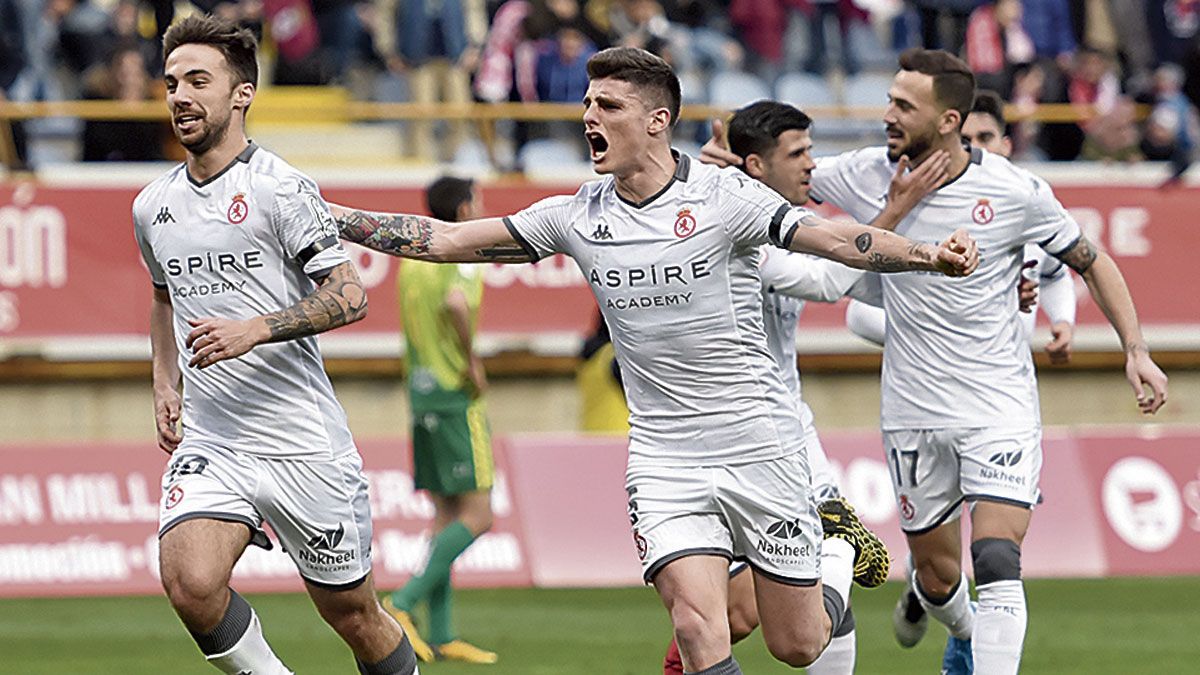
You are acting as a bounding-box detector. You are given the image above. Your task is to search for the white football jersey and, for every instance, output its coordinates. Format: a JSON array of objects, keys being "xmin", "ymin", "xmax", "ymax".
[
  {"xmin": 133, "ymin": 143, "xmax": 356, "ymax": 459},
  {"xmin": 506, "ymin": 154, "xmax": 813, "ymax": 466},
  {"xmin": 810, "ymin": 146, "xmax": 1081, "ymax": 430},
  {"xmin": 758, "ymin": 247, "xmax": 872, "ymax": 416}
]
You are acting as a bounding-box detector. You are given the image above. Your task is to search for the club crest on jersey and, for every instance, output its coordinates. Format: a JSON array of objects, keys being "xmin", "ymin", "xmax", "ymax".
[
  {"xmin": 228, "ymin": 193, "xmax": 249, "ymax": 224},
  {"xmin": 674, "ymin": 208, "xmax": 697, "ymax": 238},
  {"xmin": 972, "ymin": 198, "xmax": 994, "ymax": 225}
]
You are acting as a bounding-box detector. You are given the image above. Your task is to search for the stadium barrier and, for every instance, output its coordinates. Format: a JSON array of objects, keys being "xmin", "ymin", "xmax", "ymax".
[
  {"xmin": 0, "ymin": 427, "xmax": 1197, "ymax": 597},
  {"xmin": 1, "ymin": 171, "xmax": 1198, "ymax": 365}
]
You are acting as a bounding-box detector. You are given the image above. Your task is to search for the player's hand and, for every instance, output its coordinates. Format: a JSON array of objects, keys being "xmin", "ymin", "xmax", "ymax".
[
  {"xmin": 466, "ymin": 355, "xmax": 488, "ymax": 399},
  {"xmin": 185, "ymin": 316, "xmax": 268, "ymax": 369},
  {"xmin": 1126, "ymin": 347, "xmax": 1168, "ymax": 414},
  {"xmin": 699, "ymin": 119, "xmax": 742, "ymax": 168},
  {"xmin": 1018, "ymin": 260, "xmax": 1038, "ymax": 313},
  {"xmin": 1046, "ymin": 321, "xmax": 1073, "ymax": 364},
  {"xmin": 154, "ymin": 385, "xmax": 183, "ymax": 454},
  {"xmin": 933, "ymin": 228, "xmax": 979, "ymax": 277},
  {"xmin": 888, "ymin": 151, "xmax": 949, "ymax": 211}
]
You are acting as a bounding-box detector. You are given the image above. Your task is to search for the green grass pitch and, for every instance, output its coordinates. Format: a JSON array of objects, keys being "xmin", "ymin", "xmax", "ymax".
[{"xmin": 2, "ymin": 577, "xmax": 1197, "ymax": 673}]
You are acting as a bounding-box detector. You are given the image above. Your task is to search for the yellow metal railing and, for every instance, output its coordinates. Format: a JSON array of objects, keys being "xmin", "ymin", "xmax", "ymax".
[{"xmin": 0, "ymin": 98, "xmax": 1145, "ymax": 169}]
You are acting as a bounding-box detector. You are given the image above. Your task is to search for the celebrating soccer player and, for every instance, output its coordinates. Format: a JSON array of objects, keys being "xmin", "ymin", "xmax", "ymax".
[
  {"xmin": 331, "ymin": 47, "xmax": 979, "ymax": 674},
  {"xmin": 133, "ymin": 15, "xmax": 417, "ymax": 675},
  {"xmin": 661, "ymin": 99, "xmax": 947, "ymax": 675},
  {"xmin": 704, "ymin": 49, "xmax": 1167, "ymax": 675}
]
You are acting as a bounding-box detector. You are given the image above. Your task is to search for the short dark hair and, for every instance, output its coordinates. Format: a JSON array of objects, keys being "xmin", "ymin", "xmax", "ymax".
[
  {"xmin": 586, "ymin": 47, "xmax": 681, "ymax": 128},
  {"xmin": 971, "ymin": 89, "xmax": 1007, "ymax": 128},
  {"xmin": 727, "ymin": 101, "xmax": 813, "ymax": 160},
  {"xmin": 426, "ymin": 176, "xmax": 475, "ymax": 223},
  {"xmin": 898, "ymin": 48, "xmax": 975, "ymax": 127},
  {"xmin": 163, "ymin": 15, "xmax": 258, "ymax": 87}
]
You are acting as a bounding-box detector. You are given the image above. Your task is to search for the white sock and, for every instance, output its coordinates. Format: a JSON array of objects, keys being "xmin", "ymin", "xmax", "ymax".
[
  {"xmin": 206, "ymin": 611, "xmax": 293, "ymax": 675},
  {"xmin": 806, "ymin": 630, "xmax": 856, "ymax": 675},
  {"xmin": 820, "ymin": 538, "xmax": 854, "ymax": 607},
  {"xmin": 973, "ymin": 580, "xmax": 1026, "ymax": 675},
  {"xmin": 913, "ymin": 571, "xmax": 974, "ymax": 640}
]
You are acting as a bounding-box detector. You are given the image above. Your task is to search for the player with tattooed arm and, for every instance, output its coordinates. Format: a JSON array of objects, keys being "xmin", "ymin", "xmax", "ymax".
[
  {"xmin": 330, "ymin": 47, "xmax": 979, "ymax": 675},
  {"xmin": 133, "ymin": 15, "xmax": 418, "ymax": 675}
]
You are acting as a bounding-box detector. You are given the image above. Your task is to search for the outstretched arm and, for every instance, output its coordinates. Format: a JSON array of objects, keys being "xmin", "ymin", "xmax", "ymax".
[
  {"xmin": 331, "ymin": 205, "xmax": 534, "ymax": 263},
  {"xmin": 184, "ymin": 261, "xmax": 368, "ymax": 369},
  {"xmin": 786, "ymin": 213, "xmax": 979, "ymax": 276},
  {"xmin": 1056, "ymin": 236, "xmax": 1168, "ymax": 413}
]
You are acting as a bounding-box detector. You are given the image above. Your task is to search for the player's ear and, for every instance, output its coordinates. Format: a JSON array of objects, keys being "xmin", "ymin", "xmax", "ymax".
[
  {"xmin": 1001, "ymin": 136, "xmax": 1013, "ymax": 157},
  {"xmin": 939, "ymin": 109, "xmax": 962, "ymax": 136},
  {"xmin": 647, "ymin": 107, "xmax": 672, "ymax": 136},
  {"xmin": 744, "ymin": 154, "xmax": 765, "ymax": 180},
  {"xmin": 232, "ymin": 82, "xmax": 255, "ymax": 111}
]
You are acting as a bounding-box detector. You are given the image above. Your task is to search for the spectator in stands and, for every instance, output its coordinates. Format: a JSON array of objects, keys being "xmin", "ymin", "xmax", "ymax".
[
  {"xmin": 1050, "ymin": 46, "xmax": 1139, "ymax": 161},
  {"xmin": 80, "ymin": 42, "xmax": 166, "ymax": 161},
  {"xmin": 910, "ymin": 0, "xmax": 978, "ymax": 55},
  {"xmin": 393, "ymin": 0, "xmax": 487, "ymax": 160},
  {"xmin": 475, "ymin": 0, "xmax": 537, "ymax": 103},
  {"xmin": 50, "ymin": 0, "xmax": 111, "ymax": 77},
  {"xmin": 803, "ymin": 0, "xmax": 867, "ymax": 76},
  {"xmin": 1146, "ymin": 0, "xmax": 1200, "ymax": 67},
  {"xmin": 1141, "ymin": 64, "xmax": 1199, "ymax": 182},
  {"xmin": 107, "ymin": 0, "xmax": 162, "ymax": 73},
  {"xmin": 663, "ymin": 0, "xmax": 743, "ymax": 76},
  {"xmin": 965, "ymin": 0, "xmax": 1034, "ymax": 96},
  {"xmin": 0, "ymin": 0, "xmax": 29, "ymax": 168},
  {"xmin": 730, "ymin": 0, "xmax": 804, "ymax": 76},
  {"xmin": 1022, "ymin": 0, "xmax": 1074, "ymax": 95},
  {"xmin": 535, "ymin": 25, "xmax": 597, "ymax": 102}
]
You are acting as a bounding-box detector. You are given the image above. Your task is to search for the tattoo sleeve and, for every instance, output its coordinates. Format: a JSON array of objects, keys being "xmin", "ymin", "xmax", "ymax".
[
  {"xmin": 336, "ymin": 209, "xmax": 435, "ymax": 257},
  {"xmin": 262, "ymin": 262, "xmax": 367, "ymax": 342},
  {"xmin": 1054, "ymin": 236, "xmax": 1098, "ymax": 274}
]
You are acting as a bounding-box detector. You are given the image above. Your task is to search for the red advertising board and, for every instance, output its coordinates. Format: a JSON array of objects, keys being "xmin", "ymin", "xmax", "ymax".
[
  {"xmin": 0, "ymin": 179, "xmax": 1195, "ymax": 347},
  {"xmin": 1, "ymin": 428, "xmax": 1197, "ymax": 598}
]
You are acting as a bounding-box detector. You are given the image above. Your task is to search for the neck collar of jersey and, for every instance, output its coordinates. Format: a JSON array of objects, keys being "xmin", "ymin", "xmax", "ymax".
[
  {"xmin": 615, "ymin": 150, "xmax": 690, "ymax": 209},
  {"xmin": 186, "ymin": 141, "xmax": 259, "ymax": 188},
  {"xmin": 938, "ymin": 144, "xmax": 983, "ymax": 191}
]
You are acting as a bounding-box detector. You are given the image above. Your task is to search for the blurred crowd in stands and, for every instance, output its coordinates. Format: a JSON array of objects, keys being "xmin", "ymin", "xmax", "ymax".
[{"xmin": 2, "ymin": 0, "xmax": 1200, "ymax": 173}]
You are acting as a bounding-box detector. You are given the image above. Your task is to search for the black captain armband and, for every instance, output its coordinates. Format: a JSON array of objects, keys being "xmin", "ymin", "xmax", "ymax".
[
  {"xmin": 297, "ymin": 236, "xmax": 340, "ymax": 266},
  {"xmin": 1051, "ymin": 235, "xmax": 1098, "ymax": 274}
]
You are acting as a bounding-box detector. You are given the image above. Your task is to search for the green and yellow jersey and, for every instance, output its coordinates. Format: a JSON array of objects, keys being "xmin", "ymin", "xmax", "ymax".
[{"xmin": 397, "ymin": 260, "xmax": 484, "ymax": 413}]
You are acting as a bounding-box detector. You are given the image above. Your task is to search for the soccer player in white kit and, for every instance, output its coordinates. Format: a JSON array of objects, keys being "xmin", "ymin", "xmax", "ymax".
[
  {"xmin": 791, "ymin": 49, "xmax": 1167, "ymax": 675},
  {"xmin": 329, "ymin": 47, "xmax": 980, "ymax": 675},
  {"xmin": 662, "ymin": 99, "xmax": 949, "ymax": 675},
  {"xmin": 134, "ymin": 16, "xmax": 417, "ymax": 675},
  {"xmin": 845, "ymin": 89, "xmax": 1078, "ymax": 365}
]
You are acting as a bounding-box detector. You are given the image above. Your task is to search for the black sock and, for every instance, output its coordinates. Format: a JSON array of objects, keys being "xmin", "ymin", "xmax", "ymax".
[
  {"xmin": 833, "ymin": 605, "xmax": 856, "ymax": 638},
  {"xmin": 685, "ymin": 654, "xmax": 742, "ymax": 674},
  {"xmin": 189, "ymin": 589, "xmax": 252, "ymax": 656},
  {"xmin": 357, "ymin": 633, "xmax": 418, "ymax": 675},
  {"xmin": 821, "ymin": 584, "xmax": 846, "ymax": 633}
]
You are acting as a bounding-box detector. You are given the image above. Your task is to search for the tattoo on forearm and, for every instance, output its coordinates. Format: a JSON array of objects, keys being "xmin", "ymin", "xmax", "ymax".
[
  {"xmin": 1126, "ymin": 343, "xmax": 1150, "ymax": 356},
  {"xmin": 264, "ymin": 263, "xmax": 367, "ymax": 342},
  {"xmin": 474, "ymin": 244, "xmax": 533, "ymax": 262},
  {"xmin": 861, "ymin": 236, "xmax": 933, "ymax": 272},
  {"xmin": 855, "ymin": 232, "xmax": 872, "ymax": 253},
  {"xmin": 336, "ymin": 210, "xmax": 434, "ymax": 257},
  {"xmin": 1055, "ymin": 236, "xmax": 1098, "ymax": 274}
]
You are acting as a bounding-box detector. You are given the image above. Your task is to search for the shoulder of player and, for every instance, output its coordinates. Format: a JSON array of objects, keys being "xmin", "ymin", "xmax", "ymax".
[
  {"xmin": 245, "ymin": 146, "xmax": 316, "ymax": 196},
  {"xmin": 132, "ymin": 164, "xmax": 186, "ymax": 219},
  {"xmin": 975, "ymin": 151, "xmax": 1047, "ymax": 196},
  {"xmin": 817, "ymin": 146, "xmax": 890, "ymax": 172}
]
